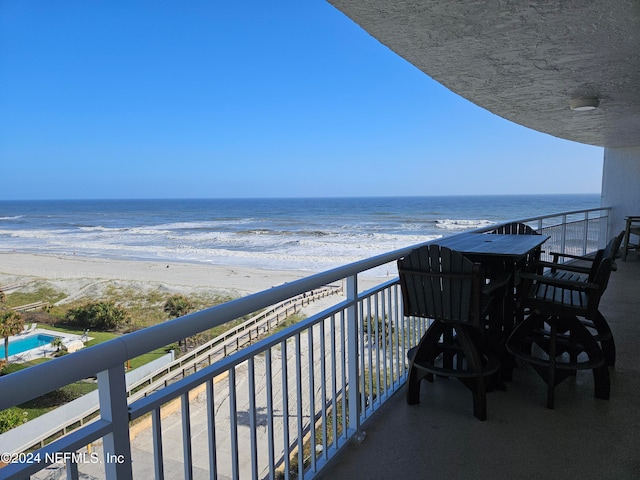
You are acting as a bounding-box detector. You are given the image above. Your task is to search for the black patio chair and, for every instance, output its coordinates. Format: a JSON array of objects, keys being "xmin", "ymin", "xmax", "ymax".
[
  {"xmin": 398, "ymin": 244, "xmax": 507, "ymax": 420},
  {"xmin": 506, "ymin": 256, "xmax": 613, "ymax": 409},
  {"xmin": 527, "ymin": 231, "xmax": 625, "ymax": 366}
]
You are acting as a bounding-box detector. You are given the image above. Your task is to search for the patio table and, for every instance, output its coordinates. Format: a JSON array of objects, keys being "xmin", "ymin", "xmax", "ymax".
[
  {"xmin": 435, "ymin": 232, "xmax": 550, "ymax": 380},
  {"xmin": 435, "ymin": 232, "xmax": 549, "ymax": 260}
]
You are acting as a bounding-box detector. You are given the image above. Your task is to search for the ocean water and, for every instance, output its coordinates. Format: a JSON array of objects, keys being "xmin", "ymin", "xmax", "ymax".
[{"xmin": 0, "ymin": 195, "xmax": 599, "ymax": 273}]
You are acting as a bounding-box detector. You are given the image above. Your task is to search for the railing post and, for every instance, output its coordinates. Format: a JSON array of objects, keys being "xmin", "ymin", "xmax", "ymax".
[
  {"xmin": 602, "ymin": 209, "xmax": 610, "ymax": 248},
  {"xmin": 346, "ymin": 273, "xmax": 360, "ymax": 434},
  {"xmin": 583, "ymin": 211, "xmax": 590, "ymax": 255},
  {"xmin": 561, "ymin": 214, "xmax": 568, "ymax": 254},
  {"xmin": 97, "ymin": 363, "xmax": 133, "ymax": 480}
]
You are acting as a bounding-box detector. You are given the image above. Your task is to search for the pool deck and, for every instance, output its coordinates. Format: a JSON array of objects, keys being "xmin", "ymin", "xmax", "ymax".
[{"xmin": 1, "ymin": 328, "xmax": 86, "ymax": 363}]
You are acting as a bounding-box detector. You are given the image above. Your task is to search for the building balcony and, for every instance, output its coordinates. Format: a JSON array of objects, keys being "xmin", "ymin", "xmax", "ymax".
[{"xmin": 319, "ymin": 254, "xmax": 640, "ymax": 480}]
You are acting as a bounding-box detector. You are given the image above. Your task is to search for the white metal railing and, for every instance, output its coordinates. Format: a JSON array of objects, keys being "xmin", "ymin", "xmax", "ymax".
[
  {"xmin": 0, "ymin": 207, "xmax": 609, "ymax": 480},
  {"xmin": 0, "ymin": 287, "xmax": 342, "ymax": 456},
  {"xmin": 474, "ymin": 207, "xmax": 610, "ymax": 260}
]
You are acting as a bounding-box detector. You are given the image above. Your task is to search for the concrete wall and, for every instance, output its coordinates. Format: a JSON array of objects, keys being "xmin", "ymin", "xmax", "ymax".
[{"xmin": 601, "ymin": 146, "xmax": 640, "ymax": 237}]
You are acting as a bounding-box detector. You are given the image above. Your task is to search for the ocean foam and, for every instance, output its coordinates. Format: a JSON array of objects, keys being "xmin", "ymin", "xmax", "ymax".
[{"xmin": 435, "ymin": 219, "xmax": 495, "ymax": 230}]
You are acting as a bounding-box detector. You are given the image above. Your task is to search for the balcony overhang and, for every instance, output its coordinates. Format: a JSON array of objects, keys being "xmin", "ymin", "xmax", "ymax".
[{"xmin": 327, "ymin": 1, "xmax": 640, "ymax": 148}]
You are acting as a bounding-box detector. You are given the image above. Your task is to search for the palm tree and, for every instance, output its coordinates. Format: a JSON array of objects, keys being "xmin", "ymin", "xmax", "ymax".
[
  {"xmin": 163, "ymin": 295, "xmax": 194, "ymax": 319},
  {"xmin": 164, "ymin": 295, "xmax": 194, "ymax": 351},
  {"xmin": 0, "ymin": 310, "xmax": 24, "ymax": 362}
]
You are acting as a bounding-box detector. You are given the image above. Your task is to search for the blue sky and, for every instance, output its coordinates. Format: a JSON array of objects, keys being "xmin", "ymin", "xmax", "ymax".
[{"xmin": 1, "ymin": 1, "xmax": 603, "ymax": 200}]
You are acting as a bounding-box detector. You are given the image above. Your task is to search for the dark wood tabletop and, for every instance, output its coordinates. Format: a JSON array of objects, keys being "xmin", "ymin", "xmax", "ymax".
[{"xmin": 435, "ymin": 232, "xmax": 549, "ymax": 259}]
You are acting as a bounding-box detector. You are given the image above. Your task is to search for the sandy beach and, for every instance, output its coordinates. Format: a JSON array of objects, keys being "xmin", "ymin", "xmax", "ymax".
[{"xmin": 0, "ymin": 252, "xmax": 324, "ymax": 301}]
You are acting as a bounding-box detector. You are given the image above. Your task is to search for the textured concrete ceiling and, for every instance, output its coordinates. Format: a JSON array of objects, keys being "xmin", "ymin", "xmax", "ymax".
[{"xmin": 328, "ymin": 1, "xmax": 640, "ymax": 148}]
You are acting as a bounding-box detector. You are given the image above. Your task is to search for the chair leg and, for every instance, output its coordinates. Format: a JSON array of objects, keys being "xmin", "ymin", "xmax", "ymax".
[
  {"xmin": 590, "ymin": 311, "xmax": 616, "ymax": 367},
  {"xmin": 457, "ymin": 326, "xmax": 488, "ymax": 421},
  {"xmin": 441, "ymin": 325, "xmax": 457, "ymax": 371},
  {"xmin": 508, "ymin": 314, "xmax": 609, "ymax": 408},
  {"xmin": 546, "ymin": 320, "xmax": 558, "ymax": 409},
  {"xmin": 406, "ymin": 322, "xmax": 448, "ymax": 405},
  {"xmin": 406, "ymin": 362, "xmax": 422, "ymax": 405},
  {"xmin": 406, "ymin": 322, "xmax": 493, "ymax": 420},
  {"xmin": 558, "ymin": 317, "xmax": 579, "ymax": 377},
  {"xmin": 570, "ymin": 319, "xmax": 611, "ymax": 401}
]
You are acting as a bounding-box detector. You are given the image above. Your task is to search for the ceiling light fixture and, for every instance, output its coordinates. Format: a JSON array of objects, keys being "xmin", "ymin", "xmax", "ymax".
[{"xmin": 570, "ymin": 97, "xmax": 600, "ymax": 111}]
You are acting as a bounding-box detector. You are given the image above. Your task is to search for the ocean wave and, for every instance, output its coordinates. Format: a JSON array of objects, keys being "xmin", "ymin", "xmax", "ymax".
[
  {"xmin": 0, "ymin": 228, "xmax": 71, "ymax": 239},
  {"xmin": 435, "ymin": 219, "xmax": 495, "ymax": 230},
  {"xmin": 79, "ymin": 225, "xmax": 129, "ymax": 233},
  {"xmin": 0, "ymin": 227, "xmax": 442, "ymax": 273},
  {"xmin": 236, "ymin": 229, "xmax": 277, "ymax": 235},
  {"xmin": 155, "ymin": 219, "xmax": 256, "ymax": 230}
]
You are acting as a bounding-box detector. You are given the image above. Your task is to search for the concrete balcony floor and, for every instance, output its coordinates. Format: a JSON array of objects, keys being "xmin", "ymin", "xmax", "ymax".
[{"xmin": 319, "ymin": 256, "xmax": 640, "ymax": 480}]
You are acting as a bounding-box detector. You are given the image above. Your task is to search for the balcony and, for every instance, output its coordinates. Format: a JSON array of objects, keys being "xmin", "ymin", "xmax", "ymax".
[
  {"xmin": 1, "ymin": 207, "xmax": 637, "ymax": 479},
  {"xmin": 319, "ymin": 253, "xmax": 640, "ymax": 480}
]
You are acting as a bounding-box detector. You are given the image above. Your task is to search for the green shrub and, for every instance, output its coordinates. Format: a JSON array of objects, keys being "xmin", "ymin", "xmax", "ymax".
[
  {"xmin": 64, "ymin": 301, "xmax": 130, "ymax": 331},
  {"xmin": 0, "ymin": 408, "xmax": 27, "ymax": 434}
]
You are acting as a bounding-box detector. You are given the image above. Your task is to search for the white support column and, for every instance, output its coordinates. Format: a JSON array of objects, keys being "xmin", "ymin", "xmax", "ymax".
[
  {"xmin": 601, "ymin": 146, "xmax": 640, "ymax": 237},
  {"xmin": 97, "ymin": 364, "xmax": 133, "ymax": 480}
]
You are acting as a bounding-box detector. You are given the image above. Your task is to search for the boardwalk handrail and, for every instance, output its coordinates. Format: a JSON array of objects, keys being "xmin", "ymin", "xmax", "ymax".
[
  {"xmin": 10, "ymin": 301, "xmax": 49, "ymax": 312},
  {"xmin": 124, "ymin": 285, "xmax": 343, "ymax": 396},
  {"xmin": 0, "ymin": 206, "xmax": 610, "ymax": 479}
]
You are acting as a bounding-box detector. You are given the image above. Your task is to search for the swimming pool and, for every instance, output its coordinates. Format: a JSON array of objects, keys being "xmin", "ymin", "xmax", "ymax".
[{"xmin": 1, "ymin": 334, "xmax": 56, "ymax": 357}]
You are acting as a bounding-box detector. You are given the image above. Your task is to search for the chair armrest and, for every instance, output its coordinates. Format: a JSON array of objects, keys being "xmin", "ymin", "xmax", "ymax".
[
  {"xmin": 519, "ymin": 272, "xmax": 599, "ymax": 291},
  {"xmin": 549, "ymin": 251, "xmax": 594, "ymax": 262},
  {"xmin": 535, "ymin": 260, "xmax": 591, "ymax": 274}
]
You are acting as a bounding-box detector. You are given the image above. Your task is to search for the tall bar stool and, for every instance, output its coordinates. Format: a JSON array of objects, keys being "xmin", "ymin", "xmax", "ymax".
[
  {"xmin": 398, "ymin": 244, "xmax": 507, "ymax": 420},
  {"xmin": 506, "ymin": 257, "xmax": 613, "ymax": 408}
]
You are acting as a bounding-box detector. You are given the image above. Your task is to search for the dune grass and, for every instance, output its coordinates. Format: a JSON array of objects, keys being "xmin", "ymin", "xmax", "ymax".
[{"xmin": 0, "ymin": 278, "xmax": 258, "ymax": 424}]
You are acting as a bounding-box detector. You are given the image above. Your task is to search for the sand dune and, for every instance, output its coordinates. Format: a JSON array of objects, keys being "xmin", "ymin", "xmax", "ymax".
[{"xmin": 0, "ymin": 252, "xmax": 313, "ymax": 299}]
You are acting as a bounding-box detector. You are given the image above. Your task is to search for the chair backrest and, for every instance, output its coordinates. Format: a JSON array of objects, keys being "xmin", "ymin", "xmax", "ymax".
[
  {"xmin": 588, "ymin": 231, "xmax": 625, "ymax": 280},
  {"xmin": 489, "ymin": 222, "xmax": 538, "ymax": 235},
  {"xmin": 567, "ymin": 232, "xmax": 621, "ymax": 283},
  {"xmin": 587, "ymin": 257, "xmax": 614, "ymax": 313},
  {"xmin": 605, "ymin": 230, "xmax": 625, "ymax": 261},
  {"xmin": 488, "ymin": 222, "xmax": 541, "ymax": 273},
  {"xmin": 398, "ymin": 245, "xmax": 483, "ymax": 328},
  {"xmin": 586, "ymin": 249, "xmax": 605, "ymax": 283}
]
